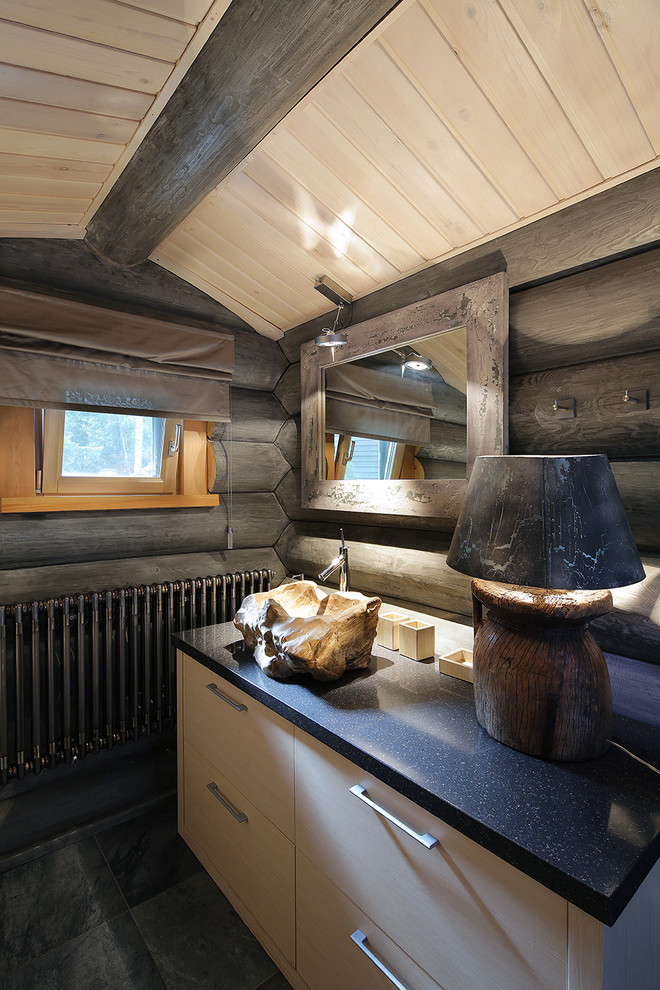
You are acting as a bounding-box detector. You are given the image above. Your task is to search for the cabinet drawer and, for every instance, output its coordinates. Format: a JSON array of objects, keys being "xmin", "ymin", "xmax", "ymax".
[
  {"xmin": 183, "ymin": 739, "xmax": 295, "ymax": 966},
  {"xmin": 298, "ymin": 851, "xmax": 442, "ymax": 990},
  {"xmin": 295, "ymin": 729, "xmax": 567, "ymax": 990},
  {"xmin": 180, "ymin": 653, "xmax": 294, "ymax": 838}
]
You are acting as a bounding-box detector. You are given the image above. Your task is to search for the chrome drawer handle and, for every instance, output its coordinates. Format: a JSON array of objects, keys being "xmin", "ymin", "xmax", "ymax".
[
  {"xmin": 206, "ymin": 782, "xmax": 248, "ymax": 823},
  {"xmin": 350, "ymin": 930, "xmax": 411, "ymax": 990},
  {"xmin": 206, "ymin": 682, "xmax": 247, "ymax": 711},
  {"xmin": 349, "ymin": 784, "xmax": 438, "ymax": 849}
]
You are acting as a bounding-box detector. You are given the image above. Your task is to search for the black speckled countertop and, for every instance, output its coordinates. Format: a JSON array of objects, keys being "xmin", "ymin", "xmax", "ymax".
[{"xmin": 174, "ymin": 620, "xmax": 660, "ymax": 927}]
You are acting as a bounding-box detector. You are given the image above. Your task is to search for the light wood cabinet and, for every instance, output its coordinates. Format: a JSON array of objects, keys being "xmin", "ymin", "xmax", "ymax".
[
  {"xmin": 177, "ymin": 649, "xmax": 659, "ymax": 990},
  {"xmin": 296, "ymin": 728, "xmax": 566, "ymax": 990},
  {"xmin": 182, "ymin": 652, "xmax": 294, "ymax": 838},
  {"xmin": 177, "ymin": 653, "xmax": 296, "ymax": 974}
]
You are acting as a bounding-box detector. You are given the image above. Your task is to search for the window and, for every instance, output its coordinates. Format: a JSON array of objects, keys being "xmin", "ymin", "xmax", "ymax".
[
  {"xmin": 41, "ymin": 410, "xmax": 182, "ymax": 495},
  {"xmin": 335, "ymin": 435, "xmax": 399, "ymax": 480}
]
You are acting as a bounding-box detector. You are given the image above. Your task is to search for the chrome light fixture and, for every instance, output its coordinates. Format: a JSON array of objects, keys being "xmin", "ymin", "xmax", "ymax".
[
  {"xmin": 314, "ymin": 276, "xmax": 353, "ymax": 359},
  {"xmin": 395, "ymin": 347, "xmax": 433, "ymax": 375}
]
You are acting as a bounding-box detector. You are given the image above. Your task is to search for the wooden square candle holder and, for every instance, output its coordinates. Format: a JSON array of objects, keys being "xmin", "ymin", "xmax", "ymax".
[
  {"xmin": 399, "ymin": 620, "xmax": 435, "ymax": 661},
  {"xmin": 376, "ymin": 612, "xmax": 409, "ymax": 650},
  {"xmin": 438, "ymin": 649, "xmax": 474, "ymax": 683}
]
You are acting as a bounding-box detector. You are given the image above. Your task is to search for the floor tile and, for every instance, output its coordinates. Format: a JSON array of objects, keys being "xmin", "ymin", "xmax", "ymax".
[
  {"xmin": 256, "ymin": 972, "xmax": 294, "ymax": 990},
  {"xmin": 96, "ymin": 795, "xmax": 201, "ymax": 907},
  {"xmin": 0, "ymin": 837, "xmax": 126, "ymax": 974},
  {"xmin": 3, "ymin": 912, "xmax": 166, "ymax": 990},
  {"xmin": 132, "ymin": 871, "xmax": 277, "ymax": 990}
]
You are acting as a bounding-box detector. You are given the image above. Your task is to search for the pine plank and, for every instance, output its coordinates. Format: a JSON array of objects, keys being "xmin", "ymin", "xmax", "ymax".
[
  {"xmin": 344, "ymin": 40, "xmax": 516, "ymax": 233},
  {"xmin": 310, "ymin": 85, "xmax": 464, "ymax": 255},
  {"xmin": 180, "ymin": 209, "xmax": 317, "ymax": 311},
  {"xmin": 0, "ymin": 209, "xmax": 84, "ymax": 224},
  {"xmin": 0, "ymin": 128, "xmax": 122, "ymax": 164},
  {"xmin": 423, "ymin": 0, "xmax": 602, "ymax": 196},
  {"xmin": 0, "ymin": 99, "xmax": 137, "ymax": 145},
  {"xmin": 288, "ymin": 101, "xmax": 448, "ymax": 261},
  {"xmin": 150, "ymin": 249, "xmax": 284, "ymax": 339},
  {"xmin": 381, "ymin": 3, "xmax": 556, "ymax": 217},
  {"xmin": 161, "ymin": 229, "xmax": 306, "ymax": 327},
  {"xmin": 225, "ymin": 170, "xmax": 372, "ymax": 297},
  {"xmin": 244, "ymin": 152, "xmax": 401, "ymax": 284},
  {"xmin": 270, "ymin": 127, "xmax": 425, "ymax": 274},
  {"xmin": 78, "ymin": 0, "xmax": 232, "ymax": 228},
  {"xmin": 499, "ymin": 0, "xmax": 654, "ymax": 177},
  {"xmin": 0, "ymin": 22, "xmax": 173, "ymax": 95},
  {"xmin": 0, "ymin": 222, "xmax": 84, "ymax": 237},
  {"xmin": 0, "ymin": 152, "xmax": 111, "ymax": 182},
  {"xmin": 0, "ymin": 174, "xmax": 101, "ymax": 199},
  {"xmin": 0, "ymin": 0, "xmax": 195, "ymax": 61},
  {"xmin": 0, "ymin": 193, "xmax": 91, "ymax": 213},
  {"xmin": 206, "ymin": 192, "xmax": 347, "ymax": 317},
  {"xmin": 590, "ymin": 0, "xmax": 660, "ymax": 151},
  {"xmin": 121, "ymin": 0, "xmax": 212, "ymax": 23},
  {"xmin": 0, "ymin": 64, "xmax": 152, "ymax": 119},
  {"xmin": 82, "ymin": 0, "xmax": 416, "ymax": 265}
]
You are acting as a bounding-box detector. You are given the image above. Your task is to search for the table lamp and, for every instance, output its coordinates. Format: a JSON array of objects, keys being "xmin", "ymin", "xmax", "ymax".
[{"xmin": 447, "ymin": 455, "xmax": 645, "ymax": 761}]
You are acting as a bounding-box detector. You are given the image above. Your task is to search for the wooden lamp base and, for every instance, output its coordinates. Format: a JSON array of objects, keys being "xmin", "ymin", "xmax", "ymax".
[{"xmin": 471, "ymin": 579, "xmax": 613, "ymax": 761}]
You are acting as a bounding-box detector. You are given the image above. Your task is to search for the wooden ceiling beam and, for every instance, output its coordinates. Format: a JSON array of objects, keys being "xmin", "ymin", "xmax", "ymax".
[{"xmin": 84, "ymin": 0, "xmax": 402, "ymax": 266}]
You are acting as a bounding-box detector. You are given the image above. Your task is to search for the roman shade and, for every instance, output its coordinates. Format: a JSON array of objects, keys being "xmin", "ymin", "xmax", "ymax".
[
  {"xmin": 0, "ymin": 287, "xmax": 234, "ymax": 421},
  {"xmin": 324, "ymin": 364, "xmax": 433, "ymax": 444}
]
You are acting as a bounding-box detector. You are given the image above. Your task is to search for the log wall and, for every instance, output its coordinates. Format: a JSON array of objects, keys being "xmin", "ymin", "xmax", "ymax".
[
  {"xmin": 0, "ymin": 320, "xmax": 290, "ymax": 604},
  {"xmin": 275, "ymin": 241, "xmax": 660, "ymax": 690}
]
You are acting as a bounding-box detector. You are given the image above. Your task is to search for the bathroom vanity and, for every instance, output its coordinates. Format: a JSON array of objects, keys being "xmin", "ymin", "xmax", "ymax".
[{"xmin": 175, "ymin": 620, "xmax": 660, "ymax": 990}]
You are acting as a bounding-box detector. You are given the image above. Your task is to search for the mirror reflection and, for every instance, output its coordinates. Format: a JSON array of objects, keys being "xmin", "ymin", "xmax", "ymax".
[{"xmin": 322, "ymin": 327, "xmax": 467, "ymax": 481}]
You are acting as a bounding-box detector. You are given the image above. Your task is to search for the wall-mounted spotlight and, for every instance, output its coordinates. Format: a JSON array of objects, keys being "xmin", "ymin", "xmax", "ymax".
[
  {"xmin": 394, "ymin": 347, "xmax": 433, "ymax": 375},
  {"xmin": 313, "ymin": 276, "xmax": 353, "ymax": 360}
]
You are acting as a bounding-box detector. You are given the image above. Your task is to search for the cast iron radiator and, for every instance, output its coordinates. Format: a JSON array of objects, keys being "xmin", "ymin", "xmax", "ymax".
[{"xmin": 0, "ymin": 569, "xmax": 272, "ymax": 785}]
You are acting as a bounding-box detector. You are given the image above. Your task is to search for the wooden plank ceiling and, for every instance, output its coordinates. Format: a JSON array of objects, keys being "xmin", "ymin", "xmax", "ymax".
[
  {"xmin": 0, "ymin": 0, "xmax": 227, "ymax": 237},
  {"xmin": 153, "ymin": 0, "xmax": 660, "ymax": 337},
  {"xmin": 1, "ymin": 0, "xmax": 659, "ymax": 337}
]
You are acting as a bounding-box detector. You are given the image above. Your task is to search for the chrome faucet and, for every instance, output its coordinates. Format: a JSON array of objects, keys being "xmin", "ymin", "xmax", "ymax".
[{"xmin": 318, "ymin": 529, "xmax": 350, "ymax": 592}]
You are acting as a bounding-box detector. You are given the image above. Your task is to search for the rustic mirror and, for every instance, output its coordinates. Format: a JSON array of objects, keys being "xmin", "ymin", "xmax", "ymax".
[{"xmin": 301, "ymin": 273, "xmax": 508, "ymax": 518}]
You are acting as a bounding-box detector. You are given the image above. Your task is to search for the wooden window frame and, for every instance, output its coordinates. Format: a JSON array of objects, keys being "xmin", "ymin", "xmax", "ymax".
[
  {"xmin": 0, "ymin": 407, "xmax": 219, "ymax": 512},
  {"xmin": 41, "ymin": 410, "xmax": 181, "ymax": 496}
]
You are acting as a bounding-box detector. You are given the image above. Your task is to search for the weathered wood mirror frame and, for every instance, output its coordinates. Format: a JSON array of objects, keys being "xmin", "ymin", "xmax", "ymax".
[{"xmin": 301, "ymin": 273, "xmax": 509, "ymax": 518}]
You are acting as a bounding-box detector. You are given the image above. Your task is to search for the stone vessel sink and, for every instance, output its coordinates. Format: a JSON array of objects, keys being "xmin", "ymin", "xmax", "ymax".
[{"xmin": 234, "ymin": 580, "xmax": 381, "ymax": 681}]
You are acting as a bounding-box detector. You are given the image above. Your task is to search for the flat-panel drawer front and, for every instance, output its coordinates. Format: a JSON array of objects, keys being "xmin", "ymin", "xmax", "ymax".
[
  {"xmin": 183, "ymin": 739, "xmax": 295, "ymax": 966},
  {"xmin": 297, "ymin": 851, "xmax": 442, "ymax": 990},
  {"xmin": 295, "ymin": 729, "xmax": 567, "ymax": 990},
  {"xmin": 180, "ymin": 652, "xmax": 294, "ymax": 838}
]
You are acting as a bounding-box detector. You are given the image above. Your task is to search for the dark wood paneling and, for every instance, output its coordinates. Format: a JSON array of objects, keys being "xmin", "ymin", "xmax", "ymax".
[
  {"xmin": 0, "ymin": 241, "xmax": 252, "ymax": 332},
  {"xmin": 0, "ymin": 495, "xmax": 287, "ymax": 568},
  {"xmin": 0, "ymin": 549, "xmax": 285, "ymax": 604},
  {"xmin": 418, "ymin": 420, "xmax": 467, "ymax": 463},
  {"xmin": 510, "ymin": 350, "xmax": 659, "ymax": 459},
  {"xmin": 612, "ymin": 462, "xmax": 660, "ymax": 552},
  {"xmin": 280, "ymin": 170, "xmax": 660, "ymax": 361},
  {"xmin": 276, "ymin": 520, "xmax": 472, "ymax": 616},
  {"xmin": 85, "ymin": 0, "xmax": 403, "ymax": 264},
  {"xmin": 210, "ymin": 440, "xmax": 290, "ymax": 493},
  {"xmin": 274, "ymin": 362, "xmax": 301, "ymax": 416},
  {"xmin": 509, "ymin": 248, "xmax": 660, "ymax": 374},
  {"xmin": 234, "ymin": 334, "xmax": 288, "ymax": 391},
  {"xmin": 210, "ymin": 389, "xmax": 288, "ymax": 443},
  {"xmin": 275, "ymin": 416, "xmax": 300, "ymax": 469}
]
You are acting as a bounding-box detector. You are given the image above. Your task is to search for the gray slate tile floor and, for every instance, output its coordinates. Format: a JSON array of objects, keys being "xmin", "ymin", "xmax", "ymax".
[{"xmin": 0, "ymin": 797, "xmax": 293, "ymax": 990}]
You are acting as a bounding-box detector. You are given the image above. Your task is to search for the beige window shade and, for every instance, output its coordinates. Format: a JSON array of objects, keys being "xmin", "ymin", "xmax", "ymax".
[
  {"xmin": 0, "ymin": 287, "xmax": 233, "ymax": 421},
  {"xmin": 325, "ymin": 364, "xmax": 433, "ymax": 444}
]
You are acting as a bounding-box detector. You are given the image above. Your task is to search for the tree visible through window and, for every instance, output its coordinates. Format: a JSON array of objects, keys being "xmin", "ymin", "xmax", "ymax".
[
  {"xmin": 41, "ymin": 410, "xmax": 181, "ymax": 495},
  {"xmin": 61, "ymin": 411, "xmax": 166, "ymax": 478}
]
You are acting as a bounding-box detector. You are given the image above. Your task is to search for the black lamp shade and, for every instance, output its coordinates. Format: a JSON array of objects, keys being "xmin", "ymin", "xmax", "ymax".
[{"xmin": 447, "ymin": 455, "xmax": 645, "ymax": 590}]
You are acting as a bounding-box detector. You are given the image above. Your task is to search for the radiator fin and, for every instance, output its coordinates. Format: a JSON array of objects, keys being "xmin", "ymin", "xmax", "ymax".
[{"xmin": 0, "ymin": 569, "xmax": 271, "ymax": 785}]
